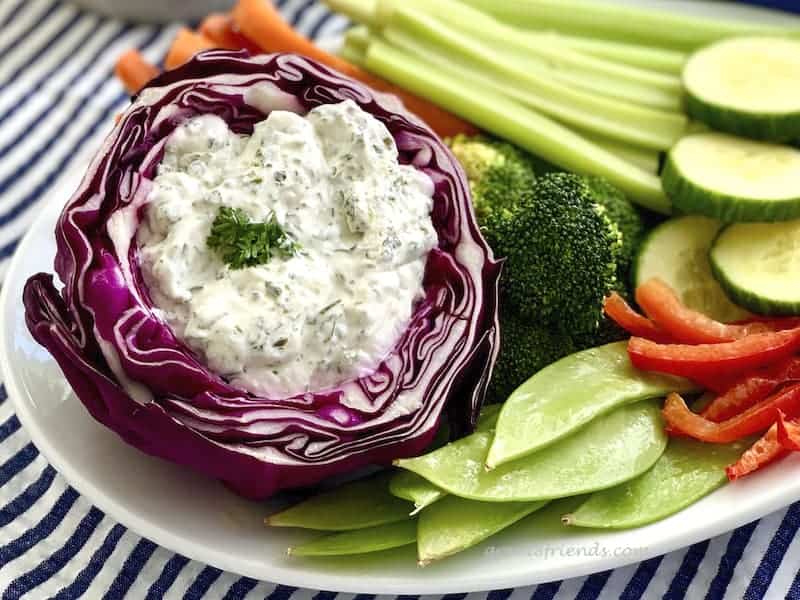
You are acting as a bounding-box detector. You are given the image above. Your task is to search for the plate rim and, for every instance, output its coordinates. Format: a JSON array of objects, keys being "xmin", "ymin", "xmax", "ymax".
[
  {"xmin": 6, "ymin": 157, "xmax": 800, "ymax": 596},
  {"xmin": 6, "ymin": 1, "xmax": 800, "ymax": 587}
]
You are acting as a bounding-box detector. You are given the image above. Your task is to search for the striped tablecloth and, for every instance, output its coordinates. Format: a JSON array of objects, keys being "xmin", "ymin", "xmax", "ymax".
[{"xmin": 2, "ymin": 0, "xmax": 800, "ymax": 598}]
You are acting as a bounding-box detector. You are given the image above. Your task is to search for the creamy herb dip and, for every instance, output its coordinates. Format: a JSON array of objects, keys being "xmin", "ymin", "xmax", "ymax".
[{"xmin": 137, "ymin": 100, "xmax": 438, "ymax": 397}]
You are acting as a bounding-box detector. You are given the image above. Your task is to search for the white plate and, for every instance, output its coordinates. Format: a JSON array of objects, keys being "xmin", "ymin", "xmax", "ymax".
[{"xmin": 5, "ymin": 1, "xmax": 800, "ymax": 593}]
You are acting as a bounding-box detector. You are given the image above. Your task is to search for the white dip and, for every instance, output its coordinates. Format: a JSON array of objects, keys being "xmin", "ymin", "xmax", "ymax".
[{"xmin": 137, "ymin": 100, "xmax": 438, "ymax": 397}]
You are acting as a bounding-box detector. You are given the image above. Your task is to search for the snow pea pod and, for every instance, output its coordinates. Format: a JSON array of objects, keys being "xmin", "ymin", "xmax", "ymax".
[
  {"xmin": 389, "ymin": 403, "xmax": 502, "ymax": 512},
  {"xmin": 389, "ymin": 471, "xmax": 445, "ymax": 514},
  {"xmin": 563, "ymin": 437, "xmax": 750, "ymax": 529},
  {"xmin": 396, "ymin": 400, "xmax": 666, "ymax": 502},
  {"xmin": 288, "ymin": 520, "xmax": 417, "ymax": 557},
  {"xmin": 417, "ymin": 495, "xmax": 548, "ymax": 565},
  {"xmin": 266, "ymin": 472, "xmax": 413, "ymax": 531},
  {"xmin": 474, "ymin": 402, "xmax": 503, "ymax": 428},
  {"xmin": 487, "ymin": 341, "xmax": 698, "ymax": 468}
]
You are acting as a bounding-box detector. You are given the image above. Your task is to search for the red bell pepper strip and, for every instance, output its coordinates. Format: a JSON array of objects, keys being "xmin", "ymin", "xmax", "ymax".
[
  {"xmin": 702, "ymin": 377, "xmax": 780, "ymax": 422},
  {"xmin": 663, "ymin": 393, "xmax": 715, "ymax": 437},
  {"xmin": 701, "ymin": 357, "xmax": 800, "ymax": 422},
  {"xmin": 726, "ymin": 422, "xmax": 788, "ymax": 481},
  {"xmin": 685, "ymin": 373, "xmax": 741, "ymax": 395},
  {"xmin": 635, "ymin": 278, "xmax": 768, "ymax": 344},
  {"xmin": 663, "ymin": 386, "xmax": 800, "ymax": 443},
  {"xmin": 627, "ymin": 327, "xmax": 800, "ymax": 381},
  {"xmin": 777, "ymin": 410, "xmax": 800, "ymax": 451},
  {"xmin": 736, "ymin": 316, "xmax": 800, "ymax": 330},
  {"xmin": 602, "ymin": 292, "xmax": 674, "ymax": 343}
]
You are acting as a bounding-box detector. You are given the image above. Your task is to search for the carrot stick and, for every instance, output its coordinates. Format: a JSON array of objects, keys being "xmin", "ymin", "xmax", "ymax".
[
  {"xmin": 115, "ymin": 49, "xmax": 160, "ymax": 94},
  {"xmin": 164, "ymin": 28, "xmax": 217, "ymax": 70},
  {"xmin": 200, "ymin": 13, "xmax": 262, "ymax": 53},
  {"xmin": 231, "ymin": 0, "xmax": 477, "ymax": 137},
  {"xmin": 233, "ymin": 0, "xmax": 361, "ymax": 74}
]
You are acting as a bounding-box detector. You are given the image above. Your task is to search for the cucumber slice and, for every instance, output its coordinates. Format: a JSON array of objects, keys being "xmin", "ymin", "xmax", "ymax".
[
  {"xmin": 683, "ymin": 37, "xmax": 800, "ymax": 142},
  {"xmin": 710, "ymin": 220, "xmax": 800, "ymax": 315},
  {"xmin": 662, "ymin": 133, "xmax": 800, "ymax": 222},
  {"xmin": 634, "ymin": 216, "xmax": 749, "ymax": 323}
]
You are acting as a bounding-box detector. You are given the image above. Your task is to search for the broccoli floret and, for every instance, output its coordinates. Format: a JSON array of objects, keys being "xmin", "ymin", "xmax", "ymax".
[
  {"xmin": 586, "ymin": 176, "xmax": 645, "ymax": 292},
  {"xmin": 483, "ymin": 172, "xmax": 622, "ymax": 334},
  {"xmin": 447, "ymin": 134, "xmax": 537, "ymax": 219},
  {"xmin": 487, "ymin": 305, "xmax": 576, "ymax": 403},
  {"xmin": 447, "ymin": 138, "xmax": 639, "ymax": 400}
]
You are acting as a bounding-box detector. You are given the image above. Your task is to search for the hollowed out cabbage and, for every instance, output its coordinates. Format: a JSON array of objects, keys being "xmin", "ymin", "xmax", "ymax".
[{"xmin": 23, "ymin": 51, "xmax": 500, "ymax": 499}]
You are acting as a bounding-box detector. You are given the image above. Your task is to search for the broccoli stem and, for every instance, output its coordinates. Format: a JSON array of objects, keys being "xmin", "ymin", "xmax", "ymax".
[
  {"xmin": 459, "ymin": 0, "xmax": 800, "ymax": 50},
  {"xmin": 553, "ymin": 34, "xmax": 687, "ymax": 76},
  {"xmin": 364, "ymin": 39, "xmax": 670, "ymax": 213},
  {"xmin": 386, "ymin": 7, "xmax": 686, "ymax": 151}
]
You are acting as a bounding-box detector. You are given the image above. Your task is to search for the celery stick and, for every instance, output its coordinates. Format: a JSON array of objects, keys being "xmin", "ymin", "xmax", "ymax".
[
  {"xmin": 344, "ymin": 26, "xmax": 371, "ymax": 54},
  {"xmin": 377, "ymin": 0, "xmax": 681, "ymax": 94},
  {"xmin": 384, "ymin": 27, "xmax": 661, "ymax": 174},
  {"xmin": 339, "ymin": 41, "xmax": 366, "ymax": 66},
  {"xmin": 378, "ymin": 0, "xmax": 683, "ymax": 113},
  {"xmin": 459, "ymin": 0, "xmax": 800, "ymax": 50},
  {"xmin": 522, "ymin": 53, "xmax": 681, "ymax": 112},
  {"xmin": 324, "ymin": 0, "xmax": 378, "ymax": 26},
  {"xmin": 345, "ymin": 26, "xmax": 371, "ymax": 48},
  {"xmin": 585, "ymin": 134, "xmax": 661, "ymax": 175},
  {"xmin": 380, "ymin": 0, "xmax": 684, "ymax": 106},
  {"xmin": 377, "ymin": 6, "xmax": 680, "ymax": 112},
  {"xmin": 364, "ymin": 39, "xmax": 670, "ymax": 213},
  {"xmin": 381, "ymin": 19, "xmax": 679, "ymax": 114},
  {"xmin": 339, "ymin": 27, "xmax": 371, "ymax": 65},
  {"xmin": 472, "ymin": 24, "xmax": 681, "ymax": 95},
  {"xmin": 563, "ymin": 77, "xmax": 679, "ymax": 113},
  {"xmin": 383, "ymin": 26, "xmax": 677, "ymax": 152},
  {"xmin": 389, "ymin": 7, "xmax": 686, "ymax": 151},
  {"xmin": 554, "ymin": 34, "xmax": 687, "ymax": 76}
]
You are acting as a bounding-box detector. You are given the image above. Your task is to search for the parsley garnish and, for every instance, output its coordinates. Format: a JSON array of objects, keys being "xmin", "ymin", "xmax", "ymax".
[{"xmin": 207, "ymin": 207, "xmax": 298, "ymax": 269}]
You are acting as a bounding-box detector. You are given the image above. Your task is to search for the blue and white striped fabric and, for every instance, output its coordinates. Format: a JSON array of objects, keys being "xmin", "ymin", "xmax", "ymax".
[{"xmin": 3, "ymin": 0, "xmax": 800, "ymax": 598}]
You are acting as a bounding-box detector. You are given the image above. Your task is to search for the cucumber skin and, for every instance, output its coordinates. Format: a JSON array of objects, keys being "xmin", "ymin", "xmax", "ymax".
[
  {"xmin": 662, "ymin": 154, "xmax": 800, "ymax": 223},
  {"xmin": 685, "ymin": 91, "xmax": 800, "ymax": 144},
  {"xmin": 710, "ymin": 227, "xmax": 800, "ymax": 316}
]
